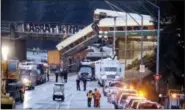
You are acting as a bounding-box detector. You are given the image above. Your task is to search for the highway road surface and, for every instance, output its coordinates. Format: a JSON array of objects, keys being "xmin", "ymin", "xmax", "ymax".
[{"xmin": 16, "ymin": 74, "xmax": 113, "ymax": 109}]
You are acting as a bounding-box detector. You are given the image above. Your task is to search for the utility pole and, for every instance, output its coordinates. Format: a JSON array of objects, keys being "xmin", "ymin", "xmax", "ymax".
[
  {"xmin": 140, "ymin": 16, "xmax": 144, "ymax": 84},
  {"xmin": 146, "ymin": 0, "xmax": 161, "ymax": 92},
  {"xmin": 156, "ymin": 7, "xmax": 160, "ymax": 92},
  {"xmin": 124, "ymin": 13, "xmax": 128, "ymax": 66}
]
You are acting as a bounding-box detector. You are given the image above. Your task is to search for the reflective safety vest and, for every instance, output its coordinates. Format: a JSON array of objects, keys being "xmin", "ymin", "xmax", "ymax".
[{"xmin": 88, "ymin": 93, "xmax": 93, "ymax": 98}]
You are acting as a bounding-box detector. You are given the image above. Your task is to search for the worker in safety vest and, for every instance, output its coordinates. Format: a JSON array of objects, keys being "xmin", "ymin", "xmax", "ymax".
[
  {"xmin": 93, "ymin": 88, "xmax": 101, "ymax": 107},
  {"xmin": 87, "ymin": 90, "xmax": 93, "ymax": 107}
]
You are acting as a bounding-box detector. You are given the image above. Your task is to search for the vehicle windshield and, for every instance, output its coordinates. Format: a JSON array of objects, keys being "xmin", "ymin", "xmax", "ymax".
[
  {"xmin": 8, "ymin": 61, "xmax": 17, "ymax": 73},
  {"xmin": 54, "ymin": 86, "xmax": 64, "ymax": 92},
  {"xmin": 21, "ymin": 70, "xmax": 31, "ymax": 76},
  {"xmin": 139, "ymin": 103, "xmax": 158, "ymax": 109},
  {"xmin": 104, "ymin": 67, "xmax": 117, "ymax": 72},
  {"xmin": 79, "ymin": 67, "xmax": 92, "ymax": 73}
]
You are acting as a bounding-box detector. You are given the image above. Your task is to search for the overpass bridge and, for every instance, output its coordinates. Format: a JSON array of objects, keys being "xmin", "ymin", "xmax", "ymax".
[
  {"xmin": 1, "ymin": 21, "xmax": 85, "ymax": 40},
  {"xmin": 1, "ymin": 21, "xmax": 85, "ymax": 61}
]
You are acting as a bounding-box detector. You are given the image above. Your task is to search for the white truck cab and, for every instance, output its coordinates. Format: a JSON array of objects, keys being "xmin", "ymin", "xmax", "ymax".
[{"xmin": 95, "ymin": 58, "xmax": 125, "ymax": 86}]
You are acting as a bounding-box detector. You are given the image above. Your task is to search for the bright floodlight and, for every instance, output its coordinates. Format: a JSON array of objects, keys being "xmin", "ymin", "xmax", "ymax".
[{"xmin": 2, "ymin": 46, "xmax": 9, "ymax": 61}]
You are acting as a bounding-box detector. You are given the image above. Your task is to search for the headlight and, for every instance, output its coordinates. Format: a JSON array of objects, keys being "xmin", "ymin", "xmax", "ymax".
[{"xmin": 23, "ymin": 78, "xmax": 30, "ymax": 84}]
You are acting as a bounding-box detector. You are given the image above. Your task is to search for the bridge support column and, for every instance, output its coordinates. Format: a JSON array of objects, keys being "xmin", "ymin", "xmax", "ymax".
[{"xmin": 2, "ymin": 39, "xmax": 26, "ymax": 61}]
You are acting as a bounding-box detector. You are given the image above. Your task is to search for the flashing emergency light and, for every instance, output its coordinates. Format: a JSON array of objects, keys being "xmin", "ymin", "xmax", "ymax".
[{"xmin": 2, "ymin": 46, "xmax": 10, "ymax": 61}]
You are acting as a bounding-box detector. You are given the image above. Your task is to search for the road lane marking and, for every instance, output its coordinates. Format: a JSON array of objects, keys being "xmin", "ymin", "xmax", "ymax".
[
  {"xmin": 56, "ymin": 102, "xmax": 60, "ymax": 109},
  {"xmin": 66, "ymin": 91, "xmax": 79, "ymax": 109}
]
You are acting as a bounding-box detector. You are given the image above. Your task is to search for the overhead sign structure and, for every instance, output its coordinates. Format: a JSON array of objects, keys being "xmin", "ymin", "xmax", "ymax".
[
  {"xmin": 24, "ymin": 23, "xmax": 84, "ymax": 35},
  {"xmin": 139, "ymin": 65, "xmax": 145, "ymax": 73}
]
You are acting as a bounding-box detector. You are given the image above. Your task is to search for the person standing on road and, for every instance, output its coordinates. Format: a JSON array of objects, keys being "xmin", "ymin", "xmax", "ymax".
[
  {"xmin": 87, "ymin": 90, "xmax": 93, "ymax": 107},
  {"xmin": 55, "ymin": 69, "xmax": 59, "ymax": 82},
  {"xmin": 82, "ymin": 78, "xmax": 87, "ymax": 91},
  {"xmin": 63, "ymin": 69, "xmax": 68, "ymax": 83},
  {"xmin": 76, "ymin": 76, "xmax": 81, "ymax": 91},
  {"xmin": 59, "ymin": 68, "xmax": 64, "ymax": 82}
]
